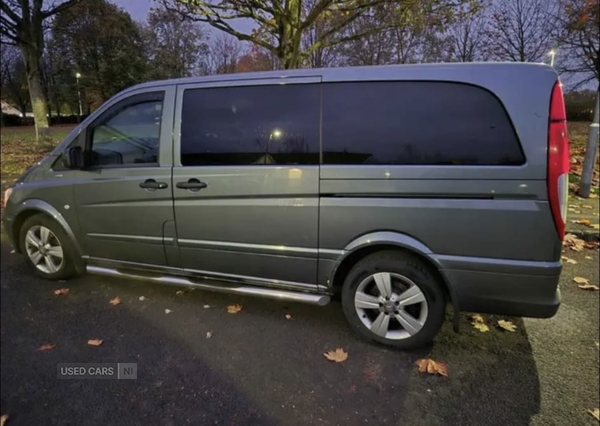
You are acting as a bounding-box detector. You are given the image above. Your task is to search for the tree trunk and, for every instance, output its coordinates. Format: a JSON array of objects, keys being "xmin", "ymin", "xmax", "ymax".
[{"xmin": 22, "ymin": 45, "xmax": 51, "ymax": 149}]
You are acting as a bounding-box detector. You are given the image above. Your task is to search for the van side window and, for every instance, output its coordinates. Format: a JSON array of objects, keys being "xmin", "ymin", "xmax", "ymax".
[
  {"xmin": 180, "ymin": 84, "xmax": 320, "ymax": 166},
  {"xmin": 322, "ymin": 82, "xmax": 525, "ymax": 165},
  {"xmin": 90, "ymin": 100, "xmax": 163, "ymax": 167}
]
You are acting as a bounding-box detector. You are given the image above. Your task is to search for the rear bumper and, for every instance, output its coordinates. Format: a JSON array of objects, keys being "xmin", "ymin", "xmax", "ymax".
[{"xmin": 435, "ymin": 255, "xmax": 562, "ymax": 318}]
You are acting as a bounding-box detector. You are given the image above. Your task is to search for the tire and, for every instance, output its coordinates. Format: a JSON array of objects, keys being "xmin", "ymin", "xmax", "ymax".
[
  {"xmin": 341, "ymin": 250, "xmax": 446, "ymax": 350},
  {"xmin": 19, "ymin": 213, "xmax": 77, "ymax": 281}
]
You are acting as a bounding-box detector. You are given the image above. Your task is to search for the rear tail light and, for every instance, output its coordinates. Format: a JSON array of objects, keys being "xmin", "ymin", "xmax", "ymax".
[{"xmin": 547, "ymin": 81, "xmax": 570, "ymax": 240}]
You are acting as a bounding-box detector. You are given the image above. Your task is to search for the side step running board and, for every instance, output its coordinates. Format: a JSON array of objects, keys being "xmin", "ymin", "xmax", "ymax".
[{"xmin": 87, "ymin": 266, "xmax": 330, "ymax": 306}]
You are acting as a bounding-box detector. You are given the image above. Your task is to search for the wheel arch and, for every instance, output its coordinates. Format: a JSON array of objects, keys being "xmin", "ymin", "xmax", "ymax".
[
  {"xmin": 329, "ymin": 232, "xmax": 460, "ymax": 329},
  {"xmin": 11, "ymin": 200, "xmax": 84, "ymax": 272}
]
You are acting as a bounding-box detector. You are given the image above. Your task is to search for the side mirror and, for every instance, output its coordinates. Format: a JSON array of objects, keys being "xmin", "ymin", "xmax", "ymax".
[{"xmin": 64, "ymin": 146, "xmax": 85, "ymax": 169}]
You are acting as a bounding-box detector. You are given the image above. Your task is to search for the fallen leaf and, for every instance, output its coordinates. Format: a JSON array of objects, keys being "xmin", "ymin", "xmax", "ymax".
[
  {"xmin": 469, "ymin": 314, "xmax": 490, "ymax": 332},
  {"xmin": 0, "ymin": 414, "xmax": 8, "ymax": 426},
  {"xmin": 165, "ymin": 309, "xmax": 172, "ymax": 314},
  {"xmin": 574, "ymin": 276, "xmax": 589, "ymax": 284},
  {"xmin": 37, "ymin": 343, "xmax": 56, "ymax": 351},
  {"xmin": 175, "ymin": 290, "xmax": 184, "ymax": 295},
  {"xmin": 581, "ymin": 204, "xmax": 594, "ymax": 209},
  {"xmin": 138, "ymin": 296, "xmax": 146, "ymax": 301},
  {"xmin": 591, "ymin": 224, "xmax": 600, "ymax": 230},
  {"xmin": 285, "ymin": 314, "xmax": 292, "ymax": 320},
  {"xmin": 206, "ymin": 331, "xmax": 213, "ymax": 339},
  {"xmin": 415, "ymin": 358, "xmax": 448, "ymax": 377},
  {"xmin": 564, "ymin": 234, "xmax": 586, "ymax": 251},
  {"xmin": 227, "ymin": 304, "xmax": 242, "ymax": 314},
  {"xmin": 585, "ymin": 241, "xmax": 600, "ymax": 249},
  {"xmin": 323, "ymin": 348, "xmax": 348, "ymax": 363},
  {"xmin": 497, "ymin": 320, "xmax": 517, "ymax": 332},
  {"xmin": 578, "ymin": 284, "xmax": 600, "ymax": 291},
  {"xmin": 53, "ymin": 288, "xmax": 69, "ymax": 295},
  {"xmin": 87, "ymin": 339, "xmax": 103, "ymax": 346},
  {"xmin": 589, "ymin": 408, "xmax": 600, "ymax": 421},
  {"xmin": 586, "ymin": 256, "xmax": 593, "ymax": 260},
  {"xmin": 203, "ymin": 304, "xmax": 210, "ymax": 309},
  {"xmin": 595, "ymin": 341, "xmax": 599, "ymax": 349},
  {"xmin": 109, "ymin": 297, "xmax": 121, "ymax": 306},
  {"xmin": 561, "ymin": 256, "xmax": 578, "ymax": 264},
  {"xmin": 572, "ymin": 218, "xmax": 591, "ymax": 225}
]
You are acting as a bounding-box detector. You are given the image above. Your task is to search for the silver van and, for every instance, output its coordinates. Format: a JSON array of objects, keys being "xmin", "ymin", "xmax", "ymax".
[{"xmin": 2, "ymin": 63, "xmax": 570, "ymax": 349}]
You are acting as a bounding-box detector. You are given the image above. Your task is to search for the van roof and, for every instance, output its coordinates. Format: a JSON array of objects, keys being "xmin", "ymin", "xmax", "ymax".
[{"xmin": 128, "ymin": 61, "xmax": 554, "ymax": 92}]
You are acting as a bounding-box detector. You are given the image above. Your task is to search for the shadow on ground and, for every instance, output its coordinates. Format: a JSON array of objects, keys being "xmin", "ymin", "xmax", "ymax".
[{"xmin": 1, "ymin": 242, "xmax": 542, "ymax": 426}]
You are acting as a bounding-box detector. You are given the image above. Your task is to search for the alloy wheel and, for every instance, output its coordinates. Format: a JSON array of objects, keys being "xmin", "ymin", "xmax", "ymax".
[
  {"xmin": 24, "ymin": 225, "xmax": 64, "ymax": 274},
  {"xmin": 354, "ymin": 272, "xmax": 429, "ymax": 340}
]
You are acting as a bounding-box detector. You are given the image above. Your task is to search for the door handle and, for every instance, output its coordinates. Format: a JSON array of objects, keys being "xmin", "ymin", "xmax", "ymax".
[
  {"xmin": 139, "ymin": 179, "xmax": 168, "ymax": 190},
  {"xmin": 176, "ymin": 178, "xmax": 208, "ymax": 192}
]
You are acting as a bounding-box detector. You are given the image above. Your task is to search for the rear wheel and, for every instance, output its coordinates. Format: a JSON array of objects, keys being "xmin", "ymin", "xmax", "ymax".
[
  {"xmin": 19, "ymin": 214, "xmax": 77, "ymax": 281},
  {"xmin": 341, "ymin": 251, "xmax": 446, "ymax": 349}
]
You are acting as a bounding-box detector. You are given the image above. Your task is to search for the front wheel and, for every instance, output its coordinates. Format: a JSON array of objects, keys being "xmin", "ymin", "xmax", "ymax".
[
  {"xmin": 341, "ymin": 251, "xmax": 446, "ymax": 350},
  {"xmin": 19, "ymin": 214, "xmax": 77, "ymax": 281}
]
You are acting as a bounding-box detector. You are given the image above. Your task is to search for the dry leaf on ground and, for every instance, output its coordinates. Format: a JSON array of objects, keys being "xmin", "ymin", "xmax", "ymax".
[
  {"xmin": 586, "ymin": 256, "xmax": 593, "ymax": 260},
  {"xmin": 595, "ymin": 341, "xmax": 599, "ymax": 349},
  {"xmin": 138, "ymin": 296, "xmax": 146, "ymax": 301},
  {"xmin": 589, "ymin": 408, "xmax": 599, "ymax": 421},
  {"xmin": 581, "ymin": 205, "xmax": 594, "ymax": 209},
  {"xmin": 285, "ymin": 314, "xmax": 292, "ymax": 320},
  {"xmin": 175, "ymin": 290, "xmax": 184, "ymax": 295},
  {"xmin": 574, "ymin": 277, "xmax": 590, "ymax": 284},
  {"xmin": 37, "ymin": 343, "xmax": 56, "ymax": 351},
  {"xmin": 53, "ymin": 288, "xmax": 69, "ymax": 295},
  {"xmin": 469, "ymin": 314, "xmax": 490, "ymax": 332},
  {"xmin": 203, "ymin": 304, "xmax": 210, "ymax": 308},
  {"xmin": 415, "ymin": 358, "xmax": 448, "ymax": 377},
  {"xmin": 87, "ymin": 339, "xmax": 103, "ymax": 346},
  {"xmin": 109, "ymin": 297, "xmax": 121, "ymax": 306},
  {"xmin": 591, "ymin": 224, "xmax": 600, "ymax": 230},
  {"xmin": 165, "ymin": 309, "xmax": 172, "ymax": 314},
  {"xmin": 572, "ymin": 218, "xmax": 591, "ymax": 225},
  {"xmin": 497, "ymin": 320, "xmax": 517, "ymax": 332},
  {"xmin": 563, "ymin": 234, "xmax": 586, "ymax": 252},
  {"xmin": 578, "ymin": 284, "xmax": 600, "ymax": 291},
  {"xmin": 206, "ymin": 331, "xmax": 212, "ymax": 339},
  {"xmin": 0, "ymin": 414, "xmax": 8, "ymax": 426},
  {"xmin": 584, "ymin": 241, "xmax": 600, "ymax": 249},
  {"xmin": 323, "ymin": 348, "xmax": 348, "ymax": 363},
  {"xmin": 227, "ymin": 304, "xmax": 242, "ymax": 314},
  {"xmin": 561, "ymin": 256, "xmax": 578, "ymax": 264}
]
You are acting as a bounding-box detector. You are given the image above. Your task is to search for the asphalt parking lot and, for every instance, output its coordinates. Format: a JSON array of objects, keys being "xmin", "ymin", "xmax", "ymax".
[{"xmin": 1, "ymin": 241, "xmax": 598, "ymax": 426}]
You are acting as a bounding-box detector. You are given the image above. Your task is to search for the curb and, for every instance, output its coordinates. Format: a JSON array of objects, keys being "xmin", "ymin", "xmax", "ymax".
[{"xmin": 566, "ymin": 229, "xmax": 600, "ymax": 242}]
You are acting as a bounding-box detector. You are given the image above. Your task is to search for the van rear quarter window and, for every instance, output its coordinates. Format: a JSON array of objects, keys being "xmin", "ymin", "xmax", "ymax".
[{"xmin": 322, "ymin": 81, "xmax": 526, "ymax": 166}]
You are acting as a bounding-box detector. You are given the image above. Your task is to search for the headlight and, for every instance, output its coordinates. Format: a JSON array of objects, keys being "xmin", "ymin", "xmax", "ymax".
[{"xmin": 3, "ymin": 187, "xmax": 13, "ymax": 207}]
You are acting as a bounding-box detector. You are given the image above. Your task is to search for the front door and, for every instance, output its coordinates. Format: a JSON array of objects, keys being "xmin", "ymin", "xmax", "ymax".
[
  {"xmin": 171, "ymin": 77, "xmax": 321, "ymax": 287},
  {"xmin": 72, "ymin": 88, "xmax": 176, "ymax": 266}
]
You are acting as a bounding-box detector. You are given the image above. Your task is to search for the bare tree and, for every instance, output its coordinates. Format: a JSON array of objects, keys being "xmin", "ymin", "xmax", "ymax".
[
  {"xmin": 0, "ymin": 0, "xmax": 81, "ymax": 146},
  {"xmin": 160, "ymin": 0, "xmax": 470, "ymax": 69},
  {"xmin": 207, "ymin": 33, "xmax": 244, "ymax": 74},
  {"xmin": 484, "ymin": 0, "xmax": 559, "ymax": 63},
  {"xmin": 553, "ymin": 0, "xmax": 599, "ymax": 87},
  {"xmin": 445, "ymin": 2, "xmax": 490, "ymax": 62},
  {"xmin": 0, "ymin": 42, "xmax": 30, "ymax": 117}
]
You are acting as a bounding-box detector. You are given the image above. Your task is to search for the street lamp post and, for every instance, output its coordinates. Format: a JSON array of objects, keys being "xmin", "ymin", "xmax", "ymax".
[
  {"xmin": 75, "ymin": 72, "xmax": 83, "ymax": 123},
  {"xmin": 548, "ymin": 50, "xmax": 556, "ymax": 67}
]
